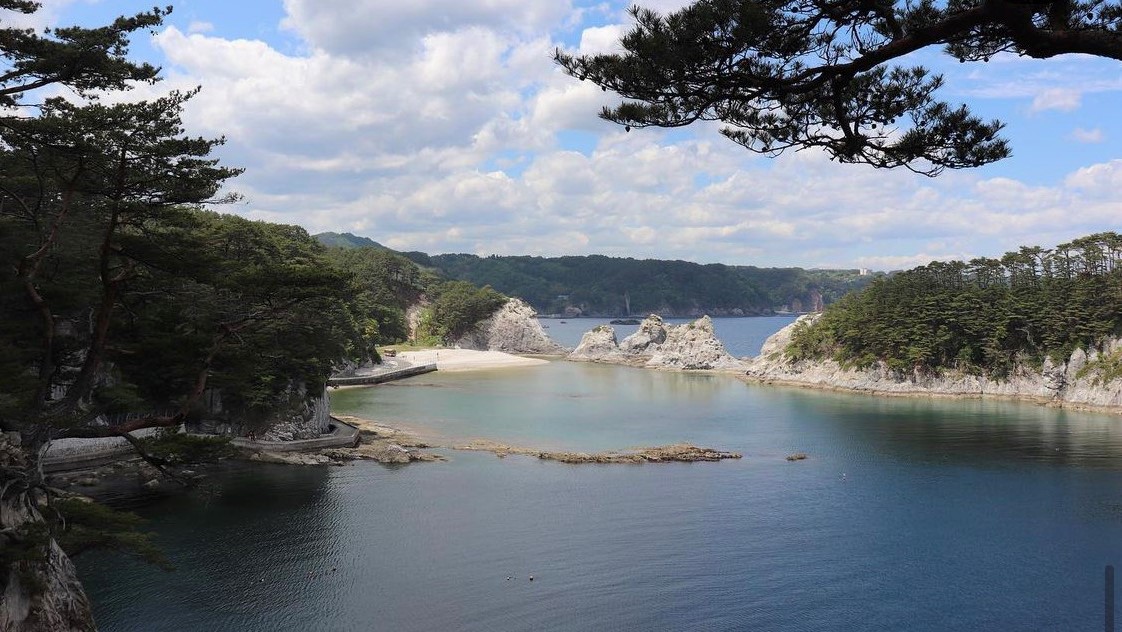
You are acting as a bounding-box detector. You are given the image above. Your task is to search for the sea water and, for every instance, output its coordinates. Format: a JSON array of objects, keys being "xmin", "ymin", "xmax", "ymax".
[{"xmin": 77, "ymin": 318, "xmax": 1122, "ymax": 630}]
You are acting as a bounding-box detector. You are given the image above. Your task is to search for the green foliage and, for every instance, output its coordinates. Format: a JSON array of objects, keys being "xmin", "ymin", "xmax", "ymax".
[
  {"xmin": 0, "ymin": 521, "xmax": 50, "ymax": 570},
  {"xmin": 135, "ymin": 430, "xmax": 239, "ymax": 465},
  {"xmin": 0, "ymin": 521, "xmax": 50, "ymax": 596},
  {"xmin": 1076, "ymin": 350, "xmax": 1122, "ymax": 386},
  {"xmin": 788, "ymin": 233, "xmax": 1122, "ymax": 378},
  {"xmin": 50, "ymin": 499, "xmax": 170, "ymax": 569},
  {"xmin": 426, "ymin": 281, "xmax": 508, "ymax": 342},
  {"xmin": 0, "ymin": 4, "xmax": 167, "ymax": 109},
  {"xmin": 323, "ymin": 245, "xmax": 424, "ymax": 353}
]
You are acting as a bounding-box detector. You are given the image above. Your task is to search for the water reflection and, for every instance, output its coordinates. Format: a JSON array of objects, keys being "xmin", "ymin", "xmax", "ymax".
[
  {"xmin": 761, "ymin": 384, "xmax": 1122, "ymax": 469},
  {"xmin": 80, "ymin": 463, "xmax": 346, "ymax": 632}
]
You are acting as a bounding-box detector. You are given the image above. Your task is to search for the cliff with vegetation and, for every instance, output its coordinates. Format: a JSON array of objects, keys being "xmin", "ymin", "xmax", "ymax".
[
  {"xmin": 454, "ymin": 298, "xmax": 567, "ymax": 354},
  {"xmin": 398, "ymin": 251, "xmax": 873, "ymax": 317},
  {"xmin": 745, "ymin": 233, "xmax": 1122, "ymax": 412}
]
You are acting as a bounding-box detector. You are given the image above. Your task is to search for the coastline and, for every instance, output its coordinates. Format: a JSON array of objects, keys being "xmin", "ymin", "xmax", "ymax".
[
  {"xmin": 741, "ymin": 315, "xmax": 1122, "ymax": 416},
  {"xmin": 741, "ymin": 373, "xmax": 1122, "ymax": 416},
  {"xmin": 396, "ymin": 349, "xmax": 550, "ymax": 371}
]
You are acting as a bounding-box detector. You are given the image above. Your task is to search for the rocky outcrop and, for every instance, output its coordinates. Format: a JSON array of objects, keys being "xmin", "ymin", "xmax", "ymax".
[
  {"xmin": 455, "ymin": 439, "xmax": 741, "ymax": 463},
  {"xmin": 569, "ymin": 315, "xmax": 746, "ymax": 371},
  {"xmin": 619, "ymin": 315, "xmax": 668, "ymax": 353},
  {"xmin": 647, "ymin": 316, "xmax": 745, "ymax": 370},
  {"xmin": 745, "ymin": 315, "xmax": 1122, "ymax": 412},
  {"xmin": 455, "ymin": 298, "xmax": 567, "ymax": 354},
  {"xmin": 569, "ymin": 325, "xmax": 634, "ymax": 364},
  {"xmin": 261, "ymin": 387, "xmax": 331, "ymax": 441}
]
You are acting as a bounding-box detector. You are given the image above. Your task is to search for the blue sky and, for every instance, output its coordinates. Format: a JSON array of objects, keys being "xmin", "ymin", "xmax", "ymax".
[{"xmin": 16, "ymin": 0, "xmax": 1122, "ymax": 270}]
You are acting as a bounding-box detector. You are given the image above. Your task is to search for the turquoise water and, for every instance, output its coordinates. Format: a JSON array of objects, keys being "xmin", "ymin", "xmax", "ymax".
[{"xmin": 77, "ymin": 319, "xmax": 1122, "ymax": 630}]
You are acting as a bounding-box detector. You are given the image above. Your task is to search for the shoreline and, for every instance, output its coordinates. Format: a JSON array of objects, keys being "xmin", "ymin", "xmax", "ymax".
[
  {"xmin": 740, "ymin": 373, "xmax": 1122, "ymax": 416},
  {"xmin": 396, "ymin": 349, "xmax": 550, "ymax": 372}
]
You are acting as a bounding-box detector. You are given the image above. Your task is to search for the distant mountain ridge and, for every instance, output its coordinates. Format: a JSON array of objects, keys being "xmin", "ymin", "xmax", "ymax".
[
  {"xmin": 313, "ymin": 233, "xmax": 877, "ymax": 317},
  {"xmin": 315, "ymin": 232, "xmax": 388, "ymax": 250}
]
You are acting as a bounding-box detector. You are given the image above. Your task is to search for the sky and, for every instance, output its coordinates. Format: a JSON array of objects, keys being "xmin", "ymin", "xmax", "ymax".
[{"xmin": 11, "ymin": 0, "xmax": 1122, "ymax": 270}]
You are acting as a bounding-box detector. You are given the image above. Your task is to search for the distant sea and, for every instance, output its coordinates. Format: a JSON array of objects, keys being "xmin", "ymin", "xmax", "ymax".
[
  {"xmin": 539, "ymin": 315, "xmax": 798, "ymax": 357},
  {"xmin": 78, "ymin": 317, "xmax": 1122, "ymax": 631}
]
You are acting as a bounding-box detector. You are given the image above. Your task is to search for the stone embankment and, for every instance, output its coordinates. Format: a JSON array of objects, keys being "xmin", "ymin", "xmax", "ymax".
[
  {"xmin": 455, "ymin": 298, "xmax": 567, "ymax": 354},
  {"xmin": 744, "ymin": 314, "xmax": 1122, "ymax": 412},
  {"xmin": 569, "ymin": 315, "xmax": 746, "ymax": 371}
]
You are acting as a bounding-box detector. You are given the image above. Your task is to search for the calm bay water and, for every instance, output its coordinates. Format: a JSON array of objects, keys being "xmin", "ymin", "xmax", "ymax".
[{"xmin": 77, "ymin": 318, "xmax": 1122, "ymax": 630}]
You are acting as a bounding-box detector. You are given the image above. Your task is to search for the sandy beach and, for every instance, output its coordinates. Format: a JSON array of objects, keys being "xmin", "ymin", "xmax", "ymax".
[{"xmin": 396, "ymin": 348, "xmax": 550, "ymax": 372}]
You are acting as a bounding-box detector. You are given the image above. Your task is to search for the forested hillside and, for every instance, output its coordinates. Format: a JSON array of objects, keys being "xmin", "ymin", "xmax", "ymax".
[
  {"xmin": 787, "ymin": 233, "xmax": 1122, "ymax": 377},
  {"xmin": 395, "ymin": 252, "xmax": 873, "ymax": 316}
]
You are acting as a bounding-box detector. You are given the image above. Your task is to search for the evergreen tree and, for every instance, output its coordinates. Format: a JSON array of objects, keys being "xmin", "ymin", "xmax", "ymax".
[{"xmin": 555, "ymin": 0, "xmax": 1122, "ymax": 175}]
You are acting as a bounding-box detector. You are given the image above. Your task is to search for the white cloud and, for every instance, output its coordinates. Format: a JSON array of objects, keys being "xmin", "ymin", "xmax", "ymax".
[
  {"xmin": 59, "ymin": 1, "xmax": 1111, "ymax": 272},
  {"xmin": 1030, "ymin": 88, "xmax": 1081, "ymax": 112},
  {"xmin": 279, "ymin": 0, "xmax": 574, "ymax": 58},
  {"xmin": 578, "ymin": 25, "xmax": 627, "ymax": 55},
  {"xmin": 1069, "ymin": 127, "xmax": 1104, "ymax": 143},
  {"xmin": 187, "ymin": 20, "xmax": 214, "ymax": 34}
]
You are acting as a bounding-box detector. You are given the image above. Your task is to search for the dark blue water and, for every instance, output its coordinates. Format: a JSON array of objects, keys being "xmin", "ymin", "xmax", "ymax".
[{"xmin": 77, "ymin": 318, "xmax": 1122, "ymax": 631}]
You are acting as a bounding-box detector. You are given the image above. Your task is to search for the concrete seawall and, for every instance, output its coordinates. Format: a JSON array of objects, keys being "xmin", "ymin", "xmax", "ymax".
[
  {"xmin": 326, "ymin": 363, "xmax": 437, "ymax": 386},
  {"xmin": 231, "ymin": 417, "xmax": 359, "ymax": 453}
]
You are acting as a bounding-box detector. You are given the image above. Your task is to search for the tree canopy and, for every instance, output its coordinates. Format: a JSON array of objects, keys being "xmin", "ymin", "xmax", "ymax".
[
  {"xmin": 554, "ymin": 0, "xmax": 1122, "ymax": 175},
  {"xmin": 787, "ymin": 232, "xmax": 1122, "ymax": 376}
]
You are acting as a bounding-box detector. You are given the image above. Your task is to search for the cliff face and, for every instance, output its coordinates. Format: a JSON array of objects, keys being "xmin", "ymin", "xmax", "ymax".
[
  {"xmin": 745, "ymin": 315, "xmax": 1122, "ymax": 411},
  {"xmin": 454, "ymin": 298, "xmax": 566, "ymax": 355},
  {"xmin": 1, "ymin": 438, "xmax": 95, "ymax": 632},
  {"xmin": 569, "ymin": 315, "xmax": 746, "ymax": 371},
  {"xmin": 186, "ymin": 382, "xmax": 330, "ymax": 440}
]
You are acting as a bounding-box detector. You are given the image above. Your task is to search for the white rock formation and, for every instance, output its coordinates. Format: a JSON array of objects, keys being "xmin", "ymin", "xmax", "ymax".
[
  {"xmin": 646, "ymin": 316, "xmax": 745, "ymax": 370},
  {"xmin": 619, "ymin": 315, "xmax": 668, "ymax": 354},
  {"xmin": 569, "ymin": 325, "xmax": 631, "ymax": 364},
  {"xmin": 744, "ymin": 314, "xmax": 1122, "ymax": 411},
  {"xmin": 455, "ymin": 298, "xmax": 566, "ymax": 354},
  {"xmin": 569, "ymin": 315, "xmax": 746, "ymax": 371}
]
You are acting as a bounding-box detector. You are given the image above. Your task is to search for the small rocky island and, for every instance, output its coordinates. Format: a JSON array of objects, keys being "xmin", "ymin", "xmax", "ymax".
[{"xmin": 569, "ymin": 314, "xmax": 746, "ymax": 371}]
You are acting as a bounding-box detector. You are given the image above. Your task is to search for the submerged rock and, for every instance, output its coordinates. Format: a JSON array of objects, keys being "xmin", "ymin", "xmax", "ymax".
[
  {"xmin": 455, "ymin": 439, "xmax": 741, "ymax": 463},
  {"xmin": 537, "ymin": 444, "xmax": 742, "ymax": 464},
  {"xmin": 323, "ymin": 441, "xmax": 443, "ymax": 464}
]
